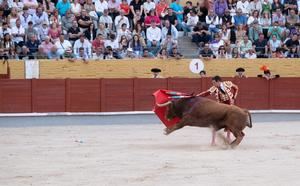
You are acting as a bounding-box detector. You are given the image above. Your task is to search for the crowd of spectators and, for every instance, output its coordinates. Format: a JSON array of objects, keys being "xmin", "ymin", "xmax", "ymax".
[{"xmin": 0, "ymin": 0, "xmax": 300, "ymax": 61}]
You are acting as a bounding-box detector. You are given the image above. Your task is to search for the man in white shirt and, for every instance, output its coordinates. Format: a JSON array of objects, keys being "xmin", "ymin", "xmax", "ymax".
[
  {"xmin": 146, "ymin": 20, "xmax": 162, "ymax": 55},
  {"xmin": 94, "ymin": 0, "xmax": 108, "ymax": 16},
  {"xmin": 11, "ymin": 19, "xmax": 25, "ymax": 47},
  {"xmin": 0, "ymin": 22, "xmax": 12, "ymax": 39},
  {"xmin": 114, "ymin": 10, "xmax": 129, "ymax": 30},
  {"xmin": 55, "ymin": 34, "xmax": 72, "ymax": 57},
  {"xmin": 19, "ymin": 7, "xmax": 33, "ymax": 29},
  {"xmin": 143, "ymin": 0, "xmax": 155, "ymax": 15},
  {"xmin": 73, "ymin": 35, "xmax": 92, "ymax": 58},
  {"xmin": 99, "ymin": 9, "xmax": 113, "ymax": 30},
  {"xmin": 22, "ymin": 0, "xmax": 38, "ymax": 15},
  {"xmin": 32, "ymin": 6, "xmax": 49, "ymax": 29},
  {"xmin": 182, "ymin": 9, "xmax": 199, "ymax": 36},
  {"xmin": 236, "ymin": 0, "xmax": 250, "ymax": 15}
]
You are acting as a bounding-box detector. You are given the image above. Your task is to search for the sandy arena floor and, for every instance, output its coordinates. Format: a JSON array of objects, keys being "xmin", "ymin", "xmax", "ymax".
[{"xmin": 0, "ymin": 121, "xmax": 300, "ymax": 186}]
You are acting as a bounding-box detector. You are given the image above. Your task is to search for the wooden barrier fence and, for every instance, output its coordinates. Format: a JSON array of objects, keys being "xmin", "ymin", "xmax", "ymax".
[{"xmin": 0, "ymin": 78, "xmax": 300, "ymax": 113}]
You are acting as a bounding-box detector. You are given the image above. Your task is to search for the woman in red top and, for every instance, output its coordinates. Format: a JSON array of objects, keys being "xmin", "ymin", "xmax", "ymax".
[
  {"xmin": 48, "ymin": 22, "xmax": 61, "ymax": 42},
  {"xmin": 144, "ymin": 9, "xmax": 160, "ymax": 27},
  {"xmin": 156, "ymin": 0, "xmax": 168, "ymax": 19},
  {"xmin": 120, "ymin": 0, "xmax": 130, "ymax": 16}
]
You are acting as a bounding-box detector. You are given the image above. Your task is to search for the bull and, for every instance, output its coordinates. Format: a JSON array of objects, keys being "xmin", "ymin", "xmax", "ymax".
[{"xmin": 157, "ymin": 96, "xmax": 252, "ymax": 148}]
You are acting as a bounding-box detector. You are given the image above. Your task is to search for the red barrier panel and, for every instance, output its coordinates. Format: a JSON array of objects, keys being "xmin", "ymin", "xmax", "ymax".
[
  {"xmin": 101, "ymin": 79, "xmax": 134, "ymax": 112},
  {"xmin": 0, "ymin": 80, "xmax": 31, "ymax": 113},
  {"xmin": 32, "ymin": 79, "xmax": 66, "ymax": 112},
  {"xmin": 0, "ymin": 78, "xmax": 300, "ymax": 113},
  {"xmin": 134, "ymin": 78, "xmax": 167, "ymax": 111},
  {"xmin": 66, "ymin": 79, "xmax": 101, "ymax": 112},
  {"xmin": 270, "ymin": 78, "xmax": 300, "ymax": 109}
]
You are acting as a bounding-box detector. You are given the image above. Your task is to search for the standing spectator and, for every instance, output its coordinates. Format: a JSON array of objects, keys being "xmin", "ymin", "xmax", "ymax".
[
  {"xmin": 143, "ymin": 0, "xmax": 155, "ymax": 16},
  {"xmin": 56, "ymin": 0, "xmax": 71, "ymax": 17},
  {"xmin": 73, "ymin": 35, "xmax": 92, "ymax": 58},
  {"xmin": 32, "ymin": 6, "xmax": 49, "ymax": 29},
  {"xmin": 68, "ymin": 21, "xmax": 82, "ymax": 45},
  {"xmin": 253, "ymin": 33, "xmax": 268, "ymax": 58},
  {"xmin": 19, "ymin": 7, "xmax": 32, "ymax": 29},
  {"xmin": 214, "ymin": 0, "xmax": 228, "ymax": 17},
  {"xmin": 237, "ymin": 0, "xmax": 250, "ymax": 15},
  {"xmin": 94, "ymin": 0, "xmax": 108, "ymax": 17},
  {"xmin": 99, "ymin": 9, "xmax": 113, "ymax": 30},
  {"xmin": 114, "ymin": 10, "xmax": 130, "ymax": 30},
  {"xmin": 55, "ymin": 34, "xmax": 72, "ymax": 57},
  {"xmin": 78, "ymin": 9, "xmax": 93, "ymax": 32},
  {"xmin": 146, "ymin": 20, "xmax": 161, "ymax": 55},
  {"xmin": 182, "ymin": 9, "xmax": 198, "ymax": 36}
]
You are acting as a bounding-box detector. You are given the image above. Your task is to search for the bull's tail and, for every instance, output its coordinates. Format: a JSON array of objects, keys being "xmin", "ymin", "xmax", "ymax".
[{"xmin": 244, "ymin": 109, "xmax": 252, "ymax": 128}]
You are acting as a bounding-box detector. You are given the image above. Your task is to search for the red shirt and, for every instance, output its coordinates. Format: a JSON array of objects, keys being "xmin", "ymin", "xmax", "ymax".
[
  {"xmin": 120, "ymin": 4, "xmax": 130, "ymax": 15},
  {"xmin": 144, "ymin": 15, "xmax": 161, "ymax": 26},
  {"xmin": 92, "ymin": 39, "xmax": 104, "ymax": 49},
  {"xmin": 156, "ymin": 3, "xmax": 168, "ymax": 17}
]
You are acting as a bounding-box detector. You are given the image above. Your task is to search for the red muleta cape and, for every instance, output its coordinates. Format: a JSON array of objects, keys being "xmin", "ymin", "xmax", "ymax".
[{"xmin": 152, "ymin": 89, "xmax": 192, "ymax": 128}]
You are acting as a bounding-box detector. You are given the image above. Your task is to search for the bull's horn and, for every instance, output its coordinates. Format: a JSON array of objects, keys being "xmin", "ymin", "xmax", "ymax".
[{"xmin": 156, "ymin": 101, "xmax": 172, "ymax": 107}]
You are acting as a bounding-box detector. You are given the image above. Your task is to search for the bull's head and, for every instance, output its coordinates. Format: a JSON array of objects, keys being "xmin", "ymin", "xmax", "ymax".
[{"xmin": 156, "ymin": 101, "xmax": 177, "ymax": 120}]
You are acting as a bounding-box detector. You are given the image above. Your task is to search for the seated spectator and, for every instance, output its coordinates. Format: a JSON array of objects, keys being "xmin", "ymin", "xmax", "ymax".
[
  {"xmin": 49, "ymin": 9, "xmax": 62, "ymax": 26},
  {"xmin": 221, "ymin": 9, "xmax": 234, "ymax": 29},
  {"xmin": 23, "ymin": 0, "xmax": 38, "ymax": 15},
  {"xmin": 259, "ymin": 11, "xmax": 272, "ymax": 38},
  {"xmin": 284, "ymin": 33, "xmax": 299, "ymax": 51},
  {"xmin": 216, "ymin": 45, "xmax": 231, "ymax": 59},
  {"xmin": 132, "ymin": 9, "xmax": 144, "ymax": 28},
  {"xmin": 132, "ymin": 23, "xmax": 146, "ymax": 41},
  {"xmin": 283, "ymin": 0, "xmax": 297, "ymax": 15},
  {"xmin": 146, "ymin": 20, "xmax": 162, "ymax": 55},
  {"xmin": 161, "ymin": 20, "xmax": 178, "ymax": 42},
  {"xmin": 199, "ymin": 43, "xmax": 214, "ymax": 60},
  {"xmin": 286, "ymin": 45, "xmax": 299, "ymax": 58},
  {"xmin": 61, "ymin": 10, "xmax": 75, "ymax": 34},
  {"xmin": 76, "ymin": 47, "xmax": 89, "ymax": 61},
  {"xmin": 84, "ymin": 23, "xmax": 97, "ymax": 42},
  {"xmin": 56, "ymin": 0, "xmax": 71, "ymax": 17},
  {"xmin": 199, "ymin": 70, "xmax": 207, "ymax": 78},
  {"xmin": 237, "ymin": 0, "xmax": 250, "ymax": 15},
  {"xmin": 156, "ymin": 0, "xmax": 168, "ymax": 19},
  {"xmin": 0, "ymin": 33, "xmax": 15, "ymax": 59},
  {"xmin": 104, "ymin": 33, "xmax": 119, "ymax": 50},
  {"xmin": 70, "ymin": 0, "xmax": 81, "ymax": 17},
  {"xmin": 157, "ymin": 48, "xmax": 169, "ymax": 59},
  {"xmin": 235, "ymin": 24, "xmax": 246, "ymax": 44},
  {"xmin": 271, "ymin": 47, "xmax": 284, "ymax": 58},
  {"xmin": 233, "ymin": 8, "xmax": 247, "ymax": 26},
  {"xmin": 117, "ymin": 23, "xmax": 132, "ymax": 42},
  {"xmin": 94, "ymin": 0, "xmax": 108, "ymax": 17},
  {"xmin": 37, "ymin": 22, "xmax": 49, "ymax": 42},
  {"xmin": 68, "ymin": 21, "xmax": 82, "ymax": 44},
  {"xmin": 271, "ymin": 0, "xmax": 283, "ymax": 13},
  {"xmin": 161, "ymin": 34, "xmax": 177, "ymax": 54},
  {"xmin": 92, "ymin": 34, "xmax": 105, "ymax": 52},
  {"xmin": 286, "ymin": 9, "xmax": 300, "ymax": 31},
  {"xmin": 183, "ymin": 1, "xmax": 194, "ymax": 19},
  {"xmin": 120, "ymin": 0, "xmax": 130, "ymax": 16},
  {"xmin": 47, "ymin": 46, "xmax": 61, "ymax": 59},
  {"xmin": 144, "ymin": 9, "xmax": 160, "ymax": 27},
  {"xmin": 244, "ymin": 48, "xmax": 257, "ymax": 59},
  {"xmin": 232, "ymin": 47, "xmax": 240, "ymax": 58},
  {"xmin": 39, "ymin": 36, "xmax": 54, "ymax": 56},
  {"xmin": 78, "ymin": 9, "xmax": 93, "ymax": 32},
  {"xmin": 74, "ymin": 35, "xmax": 92, "ymax": 59},
  {"xmin": 7, "ymin": 7, "xmax": 19, "ymax": 28},
  {"xmin": 13, "ymin": 0, "xmax": 25, "ymax": 13},
  {"xmin": 268, "ymin": 21, "xmax": 284, "ymax": 40},
  {"xmin": 130, "ymin": 34, "xmax": 145, "ymax": 58},
  {"xmin": 99, "ymin": 9, "xmax": 113, "ymax": 30},
  {"xmin": 54, "ymin": 34, "xmax": 72, "ymax": 58},
  {"xmin": 253, "ymin": 33, "xmax": 268, "ymax": 58},
  {"xmin": 104, "ymin": 46, "xmax": 116, "ymax": 59},
  {"xmin": 142, "ymin": 48, "xmax": 155, "ymax": 58},
  {"xmin": 11, "ymin": 19, "xmax": 25, "ymax": 48},
  {"xmin": 214, "ymin": 0, "xmax": 228, "ymax": 17},
  {"xmin": 17, "ymin": 46, "xmax": 30, "ymax": 60},
  {"xmin": 118, "ymin": 36, "xmax": 129, "ymax": 58},
  {"xmin": 97, "ymin": 22, "xmax": 110, "ymax": 39},
  {"xmin": 0, "ymin": 22, "xmax": 12, "ymax": 39},
  {"xmin": 248, "ymin": 20, "xmax": 262, "ymax": 42},
  {"xmin": 182, "ymin": 9, "xmax": 198, "ymax": 36},
  {"xmin": 250, "ymin": 0, "xmax": 262, "ymax": 14},
  {"xmin": 272, "ymin": 8, "xmax": 286, "ymax": 27},
  {"xmin": 48, "ymin": 22, "xmax": 61, "ymax": 42},
  {"xmin": 247, "ymin": 10, "xmax": 259, "ymax": 27},
  {"xmin": 43, "ymin": 0, "xmax": 55, "ymax": 16},
  {"xmin": 169, "ymin": 47, "xmax": 183, "ymax": 59},
  {"xmin": 92, "ymin": 47, "xmax": 105, "ymax": 60},
  {"xmin": 192, "ymin": 23, "xmax": 211, "ymax": 47},
  {"xmin": 210, "ymin": 33, "xmax": 225, "ymax": 56},
  {"xmin": 32, "ymin": 6, "xmax": 49, "ymax": 29},
  {"xmin": 239, "ymin": 36, "xmax": 253, "ymax": 57},
  {"xmin": 114, "ymin": 10, "xmax": 129, "ymax": 31},
  {"xmin": 151, "ymin": 68, "xmax": 163, "ymax": 78},
  {"xmin": 19, "ymin": 7, "xmax": 32, "ymax": 29},
  {"xmin": 234, "ymin": 67, "xmax": 246, "ymax": 78},
  {"xmin": 26, "ymin": 34, "xmax": 40, "ymax": 59},
  {"xmin": 268, "ymin": 34, "xmax": 282, "ymax": 53},
  {"xmin": 219, "ymin": 24, "xmax": 231, "ymax": 43},
  {"xmin": 164, "ymin": 8, "xmax": 179, "ymax": 29},
  {"xmin": 143, "ymin": 0, "xmax": 155, "ymax": 15},
  {"xmin": 261, "ymin": 0, "xmax": 272, "ymax": 14},
  {"xmin": 196, "ymin": 0, "xmax": 208, "ymax": 23},
  {"xmin": 206, "ymin": 10, "xmax": 221, "ymax": 36}
]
